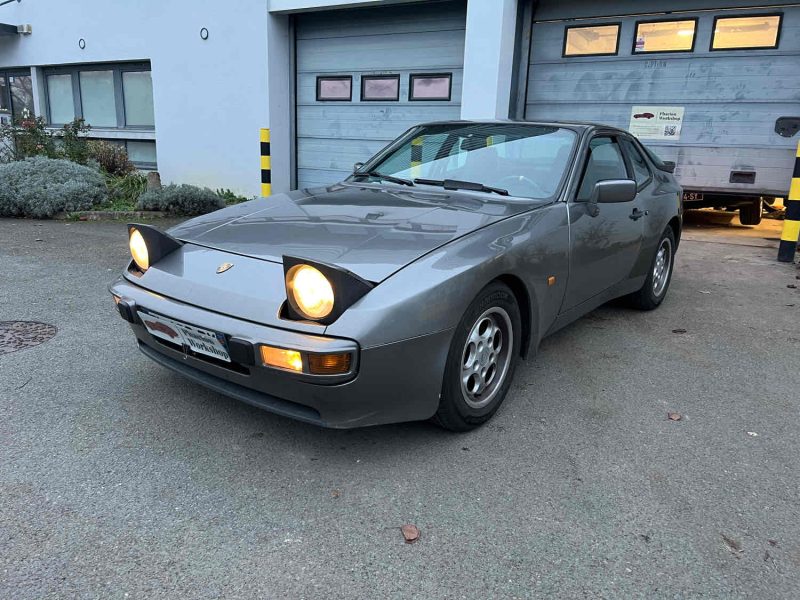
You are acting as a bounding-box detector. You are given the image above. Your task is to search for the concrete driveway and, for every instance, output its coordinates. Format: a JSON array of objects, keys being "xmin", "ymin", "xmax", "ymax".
[{"xmin": 1, "ymin": 214, "xmax": 799, "ymax": 599}]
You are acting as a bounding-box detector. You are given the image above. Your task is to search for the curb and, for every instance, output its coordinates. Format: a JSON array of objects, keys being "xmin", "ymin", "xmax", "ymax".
[{"xmin": 55, "ymin": 210, "xmax": 166, "ymax": 221}]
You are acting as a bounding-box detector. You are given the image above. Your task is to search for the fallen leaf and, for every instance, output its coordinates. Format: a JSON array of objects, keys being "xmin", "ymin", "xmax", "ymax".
[
  {"xmin": 721, "ymin": 533, "xmax": 743, "ymax": 557},
  {"xmin": 768, "ymin": 539, "xmax": 778, "ymax": 547},
  {"xmin": 401, "ymin": 524, "xmax": 420, "ymax": 544},
  {"xmin": 672, "ymin": 328, "xmax": 687, "ymax": 334},
  {"xmin": 667, "ymin": 412, "xmax": 682, "ymax": 421},
  {"xmin": 747, "ymin": 431, "xmax": 758, "ymax": 437},
  {"xmin": 331, "ymin": 489, "xmax": 341, "ymax": 498}
]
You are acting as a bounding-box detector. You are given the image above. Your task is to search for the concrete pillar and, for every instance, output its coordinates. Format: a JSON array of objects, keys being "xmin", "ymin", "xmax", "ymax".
[
  {"xmin": 460, "ymin": 0, "xmax": 518, "ymax": 120},
  {"xmin": 266, "ymin": 13, "xmax": 293, "ymax": 193}
]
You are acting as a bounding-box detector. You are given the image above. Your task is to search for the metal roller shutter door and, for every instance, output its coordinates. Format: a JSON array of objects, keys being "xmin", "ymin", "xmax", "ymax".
[{"xmin": 295, "ymin": 0, "xmax": 466, "ymax": 190}]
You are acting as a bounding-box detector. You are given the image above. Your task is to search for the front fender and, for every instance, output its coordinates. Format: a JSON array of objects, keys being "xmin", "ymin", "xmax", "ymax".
[{"xmin": 325, "ymin": 203, "xmax": 570, "ymax": 350}]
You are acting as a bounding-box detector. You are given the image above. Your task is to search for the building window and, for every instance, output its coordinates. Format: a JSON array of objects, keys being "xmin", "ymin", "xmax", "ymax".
[
  {"xmin": 1, "ymin": 70, "xmax": 34, "ymax": 122},
  {"xmin": 633, "ymin": 20, "xmax": 697, "ymax": 53},
  {"xmin": 711, "ymin": 14, "xmax": 782, "ymax": 50},
  {"xmin": 564, "ymin": 24, "xmax": 621, "ymax": 57},
  {"xmin": 125, "ymin": 140, "xmax": 157, "ymax": 168},
  {"xmin": 122, "ymin": 71, "xmax": 155, "ymax": 126},
  {"xmin": 79, "ymin": 70, "xmax": 116, "ymax": 127},
  {"xmin": 46, "ymin": 73, "xmax": 75, "ymax": 125},
  {"xmin": 409, "ymin": 74, "xmax": 452, "ymax": 101},
  {"xmin": 361, "ymin": 75, "xmax": 400, "ymax": 101},
  {"xmin": 316, "ymin": 76, "xmax": 352, "ymax": 101},
  {"xmin": 44, "ymin": 62, "xmax": 154, "ymax": 129}
]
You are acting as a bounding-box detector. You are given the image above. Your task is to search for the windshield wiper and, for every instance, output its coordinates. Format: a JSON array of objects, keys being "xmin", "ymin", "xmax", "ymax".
[
  {"xmin": 353, "ymin": 170, "xmax": 414, "ymax": 187},
  {"xmin": 414, "ymin": 178, "xmax": 509, "ymax": 196}
]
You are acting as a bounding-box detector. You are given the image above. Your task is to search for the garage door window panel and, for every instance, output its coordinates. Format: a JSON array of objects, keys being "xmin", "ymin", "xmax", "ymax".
[
  {"xmin": 409, "ymin": 74, "xmax": 452, "ymax": 101},
  {"xmin": 633, "ymin": 19, "xmax": 697, "ymax": 54},
  {"xmin": 563, "ymin": 24, "xmax": 621, "ymax": 57},
  {"xmin": 316, "ymin": 76, "xmax": 352, "ymax": 101},
  {"xmin": 711, "ymin": 14, "xmax": 782, "ymax": 51},
  {"xmin": 361, "ymin": 75, "xmax": 400, "ymax": 101},
  {"xmin": 577, "ymin": 137, "xmax": 629, "ymax": 201}
]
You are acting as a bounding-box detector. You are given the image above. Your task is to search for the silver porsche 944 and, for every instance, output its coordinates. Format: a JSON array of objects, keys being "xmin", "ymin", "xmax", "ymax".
[{"xmin": 110, "ymin": 121, "xmax": 682, "ymax": 431}]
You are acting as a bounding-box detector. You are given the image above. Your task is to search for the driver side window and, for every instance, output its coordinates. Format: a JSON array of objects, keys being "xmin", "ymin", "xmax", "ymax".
[{"xmin": 577, "ymin": 136, "xmax": 628, "ymax": 201}]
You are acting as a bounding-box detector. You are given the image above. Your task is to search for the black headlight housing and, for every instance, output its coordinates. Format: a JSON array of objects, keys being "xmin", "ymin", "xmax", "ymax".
[
  {"xmin": 282, "ymin": 255, "xmax": 374, "ymax": 325},
  {"xmin": 127, "ymin": 223, "xmax": 183, "ymax": 274}
]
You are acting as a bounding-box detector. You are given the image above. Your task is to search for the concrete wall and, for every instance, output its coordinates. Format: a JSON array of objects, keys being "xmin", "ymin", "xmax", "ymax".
[{"xmin": 0, "ymin": 0, "xmax": 270, "ymax": 197}]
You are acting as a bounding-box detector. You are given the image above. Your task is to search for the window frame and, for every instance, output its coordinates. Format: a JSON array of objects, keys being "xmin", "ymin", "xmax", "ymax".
[
  {"xmin": 360, "ymin": 74, "xmax": 400, "ymax": 102},
  {"xmin": 315, "ymin": 75, "xmax": 353, "ymax": 102},
  {"xmin": 562, "ymin": 22, "xmax": 622, "ymax": 58},
  {"xmin": 408, "ymin": 73, "xmax": 452, "ymax": 101},
  {"xmin": 632, "ymin": 17, "xmax": 699, "ymax": 55},
  {"xmin": 710, "ymin": 12, "xmax": 783, "ymax": 52},
  {"xmin": 42, "ymin": 62, "xmax": 154, "ymax": 129},
  {"xmin": 620, "ymin": 136, "xmax": 653, "ymax": 191}
]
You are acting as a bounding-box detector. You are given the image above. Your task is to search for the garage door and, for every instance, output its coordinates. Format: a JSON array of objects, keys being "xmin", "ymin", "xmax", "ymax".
[
  {"xmin": 525, "ymin": 3, "xmax": 800, "ymax": 197},
  {"xmin": 295, "ymin": 0, "xmax": 466, "ymax": 189}
]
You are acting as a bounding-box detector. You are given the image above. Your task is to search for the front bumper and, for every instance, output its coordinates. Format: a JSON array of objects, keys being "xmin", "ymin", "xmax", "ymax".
[{"xmin": 109, "ymin": 278, "xmax": 453, "ymax": 428}]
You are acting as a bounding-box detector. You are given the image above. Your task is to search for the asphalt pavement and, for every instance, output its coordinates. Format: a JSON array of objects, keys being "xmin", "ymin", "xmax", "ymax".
[{"xmin": 1, "ymin": 213, "xmax": 799, "ymax": 599}]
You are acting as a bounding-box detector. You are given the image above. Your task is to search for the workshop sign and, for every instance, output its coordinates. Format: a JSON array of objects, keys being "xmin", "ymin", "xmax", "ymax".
[{"xmin": 629, "ymin": 106, "xmax": 685, "ymax": 140}]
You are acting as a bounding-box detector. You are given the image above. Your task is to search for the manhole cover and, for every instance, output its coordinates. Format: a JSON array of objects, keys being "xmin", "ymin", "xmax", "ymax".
[{"xmin": 0, "ymin": 321, "xmax": 57, "ymax": 355}]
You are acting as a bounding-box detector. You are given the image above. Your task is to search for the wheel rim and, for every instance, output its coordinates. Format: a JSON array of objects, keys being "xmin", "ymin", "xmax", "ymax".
[
  {"xmin": 460, "ymin": 307, "xmax": 514, "ymax": 409},
  {"xmin": 652, "ymin": 237, "xmax": 673, "ymax": 297}
]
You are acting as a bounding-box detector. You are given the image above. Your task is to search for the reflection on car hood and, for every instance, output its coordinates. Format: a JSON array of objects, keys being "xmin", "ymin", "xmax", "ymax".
[{"xmin": 168, "ymin": 182, "xmax": 546, "ymax": 282}]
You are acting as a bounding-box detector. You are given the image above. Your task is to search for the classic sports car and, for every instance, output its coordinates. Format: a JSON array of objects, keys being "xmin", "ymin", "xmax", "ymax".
[{"xmin": 110, "ymin": 121, "xmax": 682, "ymax": 431}]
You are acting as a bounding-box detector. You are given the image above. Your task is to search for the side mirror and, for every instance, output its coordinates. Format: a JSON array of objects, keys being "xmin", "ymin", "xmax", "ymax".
[
  {"xmin": 591, "ymin": 179, "xmax": 637, "ymax": 204},
  {"xmin": 353, "ymin": 162, "xmax": 364, "ymax": 173}
]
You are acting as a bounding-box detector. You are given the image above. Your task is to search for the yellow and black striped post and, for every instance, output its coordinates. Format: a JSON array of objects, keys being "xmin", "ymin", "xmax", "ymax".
[
  {"xmin": 778, "ymin": 141, "xmax": 800, "ymax": 262},
  {"xmin": 260, "ymin": 128, "xmax": 271, "ymax": 197}
]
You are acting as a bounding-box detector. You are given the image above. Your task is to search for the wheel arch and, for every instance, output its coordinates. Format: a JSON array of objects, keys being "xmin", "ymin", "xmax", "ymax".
[
  {"xmin": 667, "ymin": 216, "xmax": 681, "ymax": 248},
  {"xmin": 494, "ymin": 274, "xmax": 535, "ymax": 359}
]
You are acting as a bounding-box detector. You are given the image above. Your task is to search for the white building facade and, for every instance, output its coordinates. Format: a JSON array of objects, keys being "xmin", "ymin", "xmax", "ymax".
[{"xmin": 1, "ymin": 0, "xmax": 797, "ymax": 201}]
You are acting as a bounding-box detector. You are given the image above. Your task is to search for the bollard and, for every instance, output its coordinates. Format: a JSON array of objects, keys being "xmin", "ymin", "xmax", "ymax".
[
  {"xmin": 777, "ymin": 141, "xmax": 800, "ymax": 262},
  {"xmin": 260, "ymin": 128, "xmax": 271, "ymax": 197}
]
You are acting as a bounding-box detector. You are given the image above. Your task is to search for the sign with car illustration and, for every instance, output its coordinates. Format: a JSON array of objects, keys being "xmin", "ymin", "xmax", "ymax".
[{"xmin": 629, "ymin": 106, "xmax": 685, "ymax": 140}]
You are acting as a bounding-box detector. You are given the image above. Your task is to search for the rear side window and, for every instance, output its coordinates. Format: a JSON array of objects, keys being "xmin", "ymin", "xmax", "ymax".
[
  {"xmin": 621, "ymin": 138, "xmax": 652, "ymax": 186},
  {"xmin": 577, "ymin": 137, "xmax": 628, "ymax": 200}
]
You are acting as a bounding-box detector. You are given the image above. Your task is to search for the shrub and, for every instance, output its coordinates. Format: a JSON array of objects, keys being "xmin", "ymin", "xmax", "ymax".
[
  {"xmin": 88, "ymin": 140, "xmax": 134, "ymax": 176},
  {"xmin": 215, "ymin": 187, "xmax": 250, "ymax": 205},
  {"xmin": 136, "ymin": 184, "xmax": 225, "ymax": 216},
  {"xmin": 0, "ymin": 116, "xmax": 91, "ymax": 163},
  {"xmin": 105, "ymin": 172, "xmax": 148, "ymax": 210},
  {"xmin": 0, "ymin": 156, "xmax": 108, "ymax": 218}
]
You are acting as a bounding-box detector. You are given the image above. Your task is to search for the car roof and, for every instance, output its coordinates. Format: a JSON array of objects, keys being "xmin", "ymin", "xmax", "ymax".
[{"xmin": 414, "ymin": 119, "xmax": 627, "ymax": 134}]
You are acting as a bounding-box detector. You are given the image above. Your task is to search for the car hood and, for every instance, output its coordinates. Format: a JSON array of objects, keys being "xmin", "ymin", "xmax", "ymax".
[{"xmin": 168, "ymin": 182, "xmax": 546, "ymax": 282}]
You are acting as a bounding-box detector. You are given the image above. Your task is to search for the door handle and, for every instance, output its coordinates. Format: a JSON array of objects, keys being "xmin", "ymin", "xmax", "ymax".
[{"xmin": 629, "ymin": 208, "xmax": 647, "ymax": 221}]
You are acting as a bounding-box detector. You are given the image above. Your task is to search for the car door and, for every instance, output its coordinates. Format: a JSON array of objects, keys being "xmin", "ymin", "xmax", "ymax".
[{"xmin": 563, "ymin": 134, "xmax": 644, "ymax": 311}]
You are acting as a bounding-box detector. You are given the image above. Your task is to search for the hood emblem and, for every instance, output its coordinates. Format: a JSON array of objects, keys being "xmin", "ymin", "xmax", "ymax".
[{"xmin": 216, "ymin": 262, "xmax": 234, "ymax": 274}]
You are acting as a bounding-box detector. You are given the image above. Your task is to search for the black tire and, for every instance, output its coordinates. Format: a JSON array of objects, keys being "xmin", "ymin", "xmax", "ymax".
[
  {"xmin": 627, "ymin": 227, "xmax": 676, "ymax": 311},
  {"xmin": 739, "ymin": 200, "xmax": 763, "ymax": 226},
  {"xmin": 433, "ymin": 282, "xmax": 522, "ymax": 432}
]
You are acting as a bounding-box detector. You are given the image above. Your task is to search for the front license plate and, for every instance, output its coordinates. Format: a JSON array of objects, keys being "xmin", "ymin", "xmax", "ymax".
[
  {"xmin": 138, "ymin": 311, "xmax": 231, "ymax": 362},
  {"xmin": 682, "ymin": 191, "xmax": 704, "ymax": 202}
]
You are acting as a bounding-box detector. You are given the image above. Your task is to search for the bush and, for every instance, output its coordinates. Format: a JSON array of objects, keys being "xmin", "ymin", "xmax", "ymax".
[
  {"xmin": 215, "ymin": 188, "xmax": 250, "ymax": 205},
  {"xmin": 0, "ymin": 156, "xmax": 108, "ymax": 218},
  {"xmin": 105, "ymin": 172, "xmax": 148, "ymax": 210},
  {"xmin": 136, "ymin": 184, "xmax": 225, "ymax": 216},
  {"xmin": 0, "ymin": 116, "xmax": 91, "ymax": 163},
  {"xmin": 88, "ymin": 140, "xmax": 134, "ymax": 176}
]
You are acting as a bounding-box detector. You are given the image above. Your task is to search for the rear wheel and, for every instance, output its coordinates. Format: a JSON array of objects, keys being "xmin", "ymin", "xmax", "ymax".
[
  {"xmin": 739, "ymin": 200, "xmax": 763, "ymax": 226},
  {"xmin": 434, "ymin": 282, "xmax": 521, "ymax": 432},
  {"xmin": 627, "ymin": 227, "xmax": 676, "ymax": 310}
]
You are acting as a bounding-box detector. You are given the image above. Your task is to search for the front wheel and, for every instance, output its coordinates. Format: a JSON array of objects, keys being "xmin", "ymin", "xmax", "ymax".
[
  {"xmin": 434, "ymin": 282, "xmax": 521, "ymax": 432},
  {"xmin": 627, "ymin": 227, "xmax": 676, "ymax": 310}
]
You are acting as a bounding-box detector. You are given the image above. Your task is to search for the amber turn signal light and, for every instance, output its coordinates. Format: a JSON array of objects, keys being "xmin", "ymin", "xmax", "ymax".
[
  {"xmin": 260, "ymin": 345, "xmax": 304, "ymax": 372},
  {"xmin": 307, "ymin": 352, "xmax": 352, "ymax": 375}
]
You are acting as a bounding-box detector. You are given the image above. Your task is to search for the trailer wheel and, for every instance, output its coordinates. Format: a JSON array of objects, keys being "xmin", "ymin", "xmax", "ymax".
[{"xmin": 739, "ymin": 200, "xmax": 762, "ymax": 226}]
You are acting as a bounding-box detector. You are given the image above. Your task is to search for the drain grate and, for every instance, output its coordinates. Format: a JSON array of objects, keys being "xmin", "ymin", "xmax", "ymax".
[{"xmin": 0, "ymin": 321, "xmax": 58, "ymax": 355}]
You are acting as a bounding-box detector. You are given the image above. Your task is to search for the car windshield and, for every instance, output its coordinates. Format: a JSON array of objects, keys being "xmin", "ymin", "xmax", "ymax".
[{"xmin": 355, "ymin": 123, "xmax": 577, "ymax": 200}]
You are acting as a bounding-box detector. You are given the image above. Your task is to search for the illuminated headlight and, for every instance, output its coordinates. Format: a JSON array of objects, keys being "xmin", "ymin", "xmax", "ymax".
[
  {"xmin": 286, "ymin": 264, "xmax": 335, "ymax": 320},
  {"xmin": 129, "ymin": 228, "xmax": 149, "ymax": 271},
  {"xmin": 126, "ymin": 223, "xmax": 183, "ymax": 273}
]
